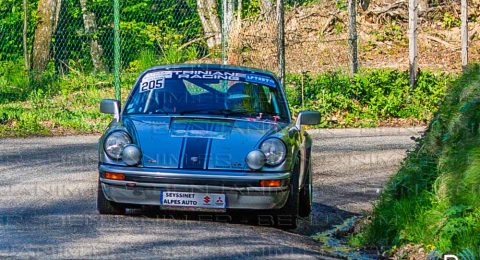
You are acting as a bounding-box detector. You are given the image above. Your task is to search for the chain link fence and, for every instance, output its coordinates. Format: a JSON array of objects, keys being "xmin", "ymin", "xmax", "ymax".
[
  {"xmin": 1, "ymin": 0, "xmax": 207, "ymax": 73},
  {"xmin": 1, "ymin": 0, "xmax": 478, "ymax": 89}
]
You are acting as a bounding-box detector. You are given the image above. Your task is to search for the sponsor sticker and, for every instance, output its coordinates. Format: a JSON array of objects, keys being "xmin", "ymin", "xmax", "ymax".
[
  {"xmin": 171, "ymin": 70, "xmax": 246, "ymax": 80},
  {"xmin": 160, "ymin": 191, "xmax": 226, "ymax": 209},
  {"xmin": 139, "ymin": 71, "xmax": 172, "ymax": 93},
  {"xmin": 139, "ymin": 70, "xmax": 277, "ymax": 92},
  {"xmin": 245, "ymin": 74, "xmax": 276, "ymax": 88}
]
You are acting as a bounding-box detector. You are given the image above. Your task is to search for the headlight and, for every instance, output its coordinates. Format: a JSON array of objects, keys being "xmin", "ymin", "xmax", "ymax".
[
  {"xmin": 122, "ymin": 144, "xmax": 142, "ymax": 166},
  {"xmin": 104, "ymin": 131, "xmax": 131, "ymax": 160},
  {"xmin": 246, "ymin": 150, "xmax": 266, "ymax": 170},
  {"xmin": 260, "ymin": 138, "xmax": 286, "ymax": 166}
]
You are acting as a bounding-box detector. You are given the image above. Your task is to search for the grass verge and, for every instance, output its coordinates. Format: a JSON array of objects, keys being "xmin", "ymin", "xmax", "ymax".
[{"xmin": 351, "ymin": 64, "xmax": 480, "ymax": 257}]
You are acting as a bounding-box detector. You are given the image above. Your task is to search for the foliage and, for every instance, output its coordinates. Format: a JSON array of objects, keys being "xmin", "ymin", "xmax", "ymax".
[
  {"xmin": 373, "ymin": 22, "xmax": 406, "ymax": 44},
  {"xmin": 0, "ymin": 64, "xmax": 453, "ymax": 137},
  {"xmin": 441, "ymin": 12, "xmax": 461, "ymax": 29},
  {"xmin": 0, "ymin": 0, "xmax": 204, "ymax": 73},
  {"xmin": 352, "ymin": 64, "xmax": 480, "ymax": 257},
  {"xmin": 285, "ymin": 69, "xmax": 451, "ymax": 127},
  {"xmin": 0, "ymin": 67, "xmax": 134, "ymax": 137},
  {"xmin": 335, "ymin": 0, "xmax": 348, "ymax": 11}
]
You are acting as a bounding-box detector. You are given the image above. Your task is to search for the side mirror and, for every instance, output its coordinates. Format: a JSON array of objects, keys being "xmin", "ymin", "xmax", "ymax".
[
  {"xmin": 100, "ymin": 99, "xmax": 120, "ymax": 121},
  {"xmin": 295, "ymin": 110, "xmax": 320, "ymax": 129}
]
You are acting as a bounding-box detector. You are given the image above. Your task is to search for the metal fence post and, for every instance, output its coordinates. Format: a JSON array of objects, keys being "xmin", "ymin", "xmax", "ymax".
[
  {"xmin": 23, "ymin": 0, "xmax": 29, "ymax": 71},
  {"xmin": 113, "ymin": 0, "xmax": 121, "ymax": 101},
  {"xmin": 408, "ymin": 0, "xmax": 418, "ymax": 88},
  {"xmin": 276, "ymin": 0, "xmax": 285, "ymax": 85},
  {"xmin": 348, "ymin": 0, "xmax": 358, "ymax": 75},
  {"xmin": 461, "ymin": 0, "xmax": 468, "ymax": 70}
]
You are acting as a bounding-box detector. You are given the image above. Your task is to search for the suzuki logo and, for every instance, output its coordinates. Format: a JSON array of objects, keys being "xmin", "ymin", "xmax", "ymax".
[{"xmin": 203, "ymin": 196, "xmax": 211, "ymax": 204}]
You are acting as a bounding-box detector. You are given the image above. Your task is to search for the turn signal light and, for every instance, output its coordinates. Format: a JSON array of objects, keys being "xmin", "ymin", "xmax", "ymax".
[
  {"xmin": 259, "ymin": 180, "xmax": 282, "ymax": 187},
  {"xmin": 104, "ymin": 172, "xmax": 125, "ymax": 180}
]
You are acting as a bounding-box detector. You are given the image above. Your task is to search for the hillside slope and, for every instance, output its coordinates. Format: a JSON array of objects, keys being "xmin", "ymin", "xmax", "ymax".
[
  {"xmin": 355, "ymin": 64, "xmax": 480, "ymax": 256},
  {"xmin": 233, "ymin": 0, "xmax": 480, "ymax": 74}
]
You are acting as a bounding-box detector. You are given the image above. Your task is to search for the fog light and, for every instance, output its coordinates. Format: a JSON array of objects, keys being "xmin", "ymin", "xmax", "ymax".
[
  {"xmin": 122, "ymin": 144, "xmax": 142, "ymax": 166},
  {"xmin": 105, "ymin": 172, "xmax": 125, "ymax": 180},
  {"xmin": 259, "ymin": 180, "xmax": 282, "ymax": 187},
  {"xmin": 246, "ymin": 150, "xmax": 266, "ymax": 170}
]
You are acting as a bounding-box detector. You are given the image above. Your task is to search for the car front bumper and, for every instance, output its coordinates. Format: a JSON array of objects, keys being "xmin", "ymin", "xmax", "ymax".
[{"xmin": 99, "ymin": 164, "xmax": 291, "ymax": 210}]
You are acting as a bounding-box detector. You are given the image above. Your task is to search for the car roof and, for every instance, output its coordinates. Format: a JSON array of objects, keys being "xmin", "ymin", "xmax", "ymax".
[{"xmin": 142, "ymin": 63, "xmax": 279, "ymax": 79}]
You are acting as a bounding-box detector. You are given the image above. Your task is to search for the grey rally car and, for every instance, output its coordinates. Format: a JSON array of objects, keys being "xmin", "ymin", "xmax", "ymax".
[{"xmin": 97, "ymin": 64, "xmax": 320, "ymax": 228}]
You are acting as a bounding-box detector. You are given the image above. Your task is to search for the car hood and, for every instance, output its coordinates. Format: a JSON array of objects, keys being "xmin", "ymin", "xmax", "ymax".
[{"xmin": 123, "ymin": 116, "xmax": 283, "ymax": 170}]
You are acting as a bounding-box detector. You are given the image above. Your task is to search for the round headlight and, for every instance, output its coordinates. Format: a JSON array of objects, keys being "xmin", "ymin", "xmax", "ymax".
[
  {"xmin": 104, "ymin": 131, "xmax": 131, "ymax": 160},
  {"xmin": 122, "ymin": 144, "xmax": 142, "ymax": 166},
  {"xmin": 260, "ymin": 138, "xmax": 286, "ymax": 166},
  {"xmin": 246, "ymin": 150, "xmax": 266, "ymax": 170}
]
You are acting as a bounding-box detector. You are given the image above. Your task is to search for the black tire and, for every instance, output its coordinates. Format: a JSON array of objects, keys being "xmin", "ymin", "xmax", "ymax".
[
  {"xmin": 299, "ymin": 162, "xmax": 312, "ymax": 218},
  {"xmin": 97, "ymin": 181, "xmax": 126, "ymax": 215},
  {"xmin": 273, "ymin": 158, "xmax": 300, "ymax": 229}
]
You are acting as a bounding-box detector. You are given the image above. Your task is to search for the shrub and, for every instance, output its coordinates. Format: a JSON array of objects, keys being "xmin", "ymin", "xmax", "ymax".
[
  {"xmin": 353, "ymin": 64, "xmax": 480, "ymax": 257},
  {"xmin": 285, "ymin": 69, "xmax": 451, "ymax": 127}
]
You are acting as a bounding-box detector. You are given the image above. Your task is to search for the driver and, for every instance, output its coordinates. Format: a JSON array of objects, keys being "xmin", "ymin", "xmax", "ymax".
[{"xmin": 225, "ymin": 82, "xmax": 254, "ymax": 112}]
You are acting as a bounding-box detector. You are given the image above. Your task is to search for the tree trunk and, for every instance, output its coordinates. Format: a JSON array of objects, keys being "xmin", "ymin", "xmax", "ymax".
[
  {"xmin": 53, "ymin": 0, "xmax": 62, "ymax": 32},
  {"xmin": 348, "ymin": 0, "xmax": 358, "ymax": 75},
  {"xmin": 228, "ymin": 0, "xmax": 243, "ymax": 64},
  {"xmin": 197, "ymin": 0, "xmax": 221, "ymax": 49},
  {"xmin": 276, "ymin": 0, "xmax": 285, "ymax": 84},
  {"xmin": 461, "ymin": 0, "xmax": 468, "ymax": 69},
  {"xmin": 79, "ymin": 0, "xmax": 106, "ymax": 72},
  {"xmin": 224, "ymin": 0, "xmax": 234, "ymax": 37},
  {"xmin": 409, "ymin": 0, "xmax": 418, "ymax": 88},
  {"xmin": 32, "ymin": 0, "xmax": 60, "ymax": 72}
]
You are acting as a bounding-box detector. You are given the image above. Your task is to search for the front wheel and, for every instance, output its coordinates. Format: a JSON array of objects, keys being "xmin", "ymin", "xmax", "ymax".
[
  {"xmin": 272, "ymin": 159, "xmax": 300, "ymax": 229},
  {"xmin": 299, "ymin": 162, "xmax": 312, "ymax": 217},
  {"xmin": 97, "ymin": 181, "xmax": 126, "ymax": 215}
]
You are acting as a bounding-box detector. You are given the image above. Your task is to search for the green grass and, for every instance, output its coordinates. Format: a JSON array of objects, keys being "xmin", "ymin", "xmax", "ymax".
[
  {"xmin": 0, "ymin": 59, "xmax": 453, "ymax": 137},
  {"xmin": 351, "ymin": 64, "xmax": 480, "ymax": 257},
  {"xmin": 0, "ymin": 61, "xmax": 135, "ymax": 137}
]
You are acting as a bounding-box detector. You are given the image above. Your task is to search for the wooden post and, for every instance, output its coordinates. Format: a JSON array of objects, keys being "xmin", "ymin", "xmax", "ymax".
[
  {"xmin": 23, "ymin": 0, "xmax": 29, "ymax": 71},
  {"xmin": 461, "ymin": 0, "xmax": 468, "ymax": 70},
  {"xmin": 221, "ymin": 0, "xmax": 227, "ymax": 64},
  {"xmin": 408, "ymin": 0, "xmax": 418, "ymax": 88},
  {"xmin": 276, "ymin": 0, "xmax": 285, "ymax": 85},
  {"xmin": 348, "ymin": 0, "xmax": 358, "ymax": 75}
]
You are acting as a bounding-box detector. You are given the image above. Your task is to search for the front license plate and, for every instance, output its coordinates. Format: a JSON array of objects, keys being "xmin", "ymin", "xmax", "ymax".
[{"xmin": 160, "ymin": 191, "xmax": 226, "ymax": 209}]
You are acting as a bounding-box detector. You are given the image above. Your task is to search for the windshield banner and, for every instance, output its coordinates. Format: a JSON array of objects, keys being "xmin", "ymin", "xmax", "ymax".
[{"xmin": 140, "ymin": 70, "xmax": 277, "ymax": 90}]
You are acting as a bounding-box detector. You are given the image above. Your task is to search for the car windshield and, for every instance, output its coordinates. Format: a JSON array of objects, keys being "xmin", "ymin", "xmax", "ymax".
[{"xmin": 124, "ymin": 69, "xmax": 289, "ymax": 121}]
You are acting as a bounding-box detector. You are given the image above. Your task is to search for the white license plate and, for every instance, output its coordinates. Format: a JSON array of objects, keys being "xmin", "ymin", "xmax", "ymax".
[{"xmin": 160, "ymin": 191, "xmax": 226, "ymax": 209}]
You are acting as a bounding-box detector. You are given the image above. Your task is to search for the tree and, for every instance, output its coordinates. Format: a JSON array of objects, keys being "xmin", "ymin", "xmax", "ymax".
[
  {"xmin": 79, "ymin": 0, "xmax": 106, "ymax": 72},
  {"xmin": 348, "ymin": 0, "xmax": 358, "ymax": 75},
  {"xmin": 197, "ymin": 0, "xmax": 222, "ymax": 49},
  {"xmin": 32, "ymin": 0, "xmax": 61, "ymax": 72}
]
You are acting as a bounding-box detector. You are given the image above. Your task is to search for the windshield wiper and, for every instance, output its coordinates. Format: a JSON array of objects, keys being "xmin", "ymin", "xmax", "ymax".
[
  {"xmin": 177, "ymin": 109, "xmax": 280, "ymax": 120},
  {"xmin": 177, "ymin": 109, "xmax": 218, "ymax": 115},
  {"xmin": 177, "ymin": 108, "xmax": 253, "ymax": 117}
]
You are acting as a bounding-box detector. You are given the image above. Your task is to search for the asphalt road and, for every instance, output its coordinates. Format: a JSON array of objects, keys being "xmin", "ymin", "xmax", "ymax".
[{"xmin": 0, "ymin": 128, "xmax": 422, "ymax": 259}]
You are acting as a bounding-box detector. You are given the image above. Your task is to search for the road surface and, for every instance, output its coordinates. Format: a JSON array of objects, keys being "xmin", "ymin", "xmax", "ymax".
[{"xmin": 0, "ymin": 128, "xmax": 421, "ymax": 259}]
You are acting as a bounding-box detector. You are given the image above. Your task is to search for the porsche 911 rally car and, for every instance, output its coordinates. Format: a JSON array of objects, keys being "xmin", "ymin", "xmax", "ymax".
[{"xmin": 97, "ymin": 64, "xmax": 320, "ymax": 228}]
